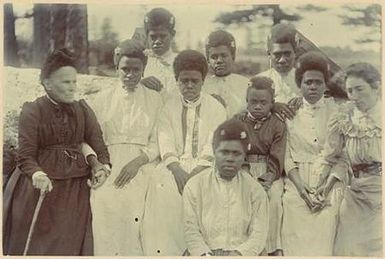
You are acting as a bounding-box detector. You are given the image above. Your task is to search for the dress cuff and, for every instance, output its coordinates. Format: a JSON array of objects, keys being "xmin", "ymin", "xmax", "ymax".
[
  {"xmin": 164, "ymin": 155, "xmax": 179, "ymax": 167},
  {"xmin": 80, "ymin": 142, "xmax": 97, "ymax": 165}
]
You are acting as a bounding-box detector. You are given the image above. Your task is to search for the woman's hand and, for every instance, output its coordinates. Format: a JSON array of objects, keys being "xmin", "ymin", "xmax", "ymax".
[
  {"xmin": 114, "ymin": 160, "xmax": 141, "ymax": 188},
  {"xmin": 272, "ymin": 102, "xmax": 296, "ymax": 120},
  {"xmin": 141, "ymin": 76, "xmax": 164, "ymax": 92},
  {"xmin": 298, "ymin": 183, "xmax": 317, "ymax": 210},
  {"xmin": 88, "ymin": 162, "xmax": 110, "ymax": 189},
  {"xmin": 113, "ymin": 153, "xmax": 149, "ymax": 188},
  {"xmin": 288, "ymin": 96, "xmax": 303, "ymax": 111},
  {"xmin": 32, "ymin": 172, "xmax": 53, "ymax": 193}
]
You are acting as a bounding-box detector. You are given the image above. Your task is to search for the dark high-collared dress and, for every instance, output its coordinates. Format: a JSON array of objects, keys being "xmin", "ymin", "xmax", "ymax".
[{"xmin": 3, "ymin": 96, "xmax": 110, "ymax": 256}]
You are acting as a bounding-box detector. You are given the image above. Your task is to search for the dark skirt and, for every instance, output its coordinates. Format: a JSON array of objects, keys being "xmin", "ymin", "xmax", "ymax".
[{"xmin": 3, "ymin": 168, "xmax": 93, "ymax": 256}]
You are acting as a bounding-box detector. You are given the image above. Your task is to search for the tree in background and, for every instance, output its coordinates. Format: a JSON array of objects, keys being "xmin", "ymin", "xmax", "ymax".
[
  {"xmin": 88, "ymin": 17, "xmax": 119, "ymax": 76},
  {"xmin": 32, "ymin": 4, "xmax": 89, "ymax": 73},
  {"xmin": 339, "ymin": 4, "xmax": 381, "ymax": 44},
  {"xmin": 215, "ymin": 4, "xmax": 301, "ymax": 26},
  {"xmin": 4, "ymin": 4, "xmax": 20, "ymax": 67}
]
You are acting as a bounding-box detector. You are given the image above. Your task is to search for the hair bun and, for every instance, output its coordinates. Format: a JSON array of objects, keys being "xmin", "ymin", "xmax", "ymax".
[{"xmin": 40, "ymin": 48, "xmax": 77, "ymax": 83}]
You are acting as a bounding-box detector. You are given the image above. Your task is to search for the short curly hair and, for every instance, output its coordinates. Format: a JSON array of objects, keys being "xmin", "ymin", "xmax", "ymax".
[
  {"xmin": 173, "ymin": 49, "xmax": 208, "ymax": 80},
  {"xmin": 205, "ymin": 30, "xmax": 236, "ymax": 60}
]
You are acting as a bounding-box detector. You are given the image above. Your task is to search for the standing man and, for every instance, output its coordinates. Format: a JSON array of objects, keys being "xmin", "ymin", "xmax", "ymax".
[
  {"xmin": 258, "ymin": 23, "xmax": 301, "ymax": 121},
  {"xmin": 141, "ymin": 7, "xmax": 178, "ymax": 101},
  {"xmin": 183, "ymin": 118, "xmax": 269, "ymax": 256},
  {"xmin": 204, "ymin": 30, "xmax": 250, "ymax": 118}
]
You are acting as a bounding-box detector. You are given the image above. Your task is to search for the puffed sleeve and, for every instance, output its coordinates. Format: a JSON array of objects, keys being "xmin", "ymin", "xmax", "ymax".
[
  {"xmin": 158, "ymin": 105, "xmax": 179, "ymax": 166},
  {"xmin": 141, "ymin": 120, "xmax": 160, "ymax": 162},
  {"xmin": 197, "ymin": 104, "xmax": 226, "ymax": 167},
  {"xmin": 79, "ymin": 99, "xmax": 110, "ymax": 166},
  {"xmin": 17, "ymin": 101, "xmax": 44, "ymax": 177},
  {"xmin": 141, "ymin": 94, "xmax": 162, "ymax": 162},
  {"xmin": 320, "ymin": 110, "xmax": 350, "ymax": 182}
]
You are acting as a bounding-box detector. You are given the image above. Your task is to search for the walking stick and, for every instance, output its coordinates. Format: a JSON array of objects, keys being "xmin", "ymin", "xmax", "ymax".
[{"xmin": 23, "ymin": 190, "xmax": 46, "ymax": 255}]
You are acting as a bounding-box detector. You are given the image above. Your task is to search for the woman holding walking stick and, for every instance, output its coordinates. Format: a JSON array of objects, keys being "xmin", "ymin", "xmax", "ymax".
[{"xmin": 3, "ymin": 48, "xmax": 111, "ymax": 255}]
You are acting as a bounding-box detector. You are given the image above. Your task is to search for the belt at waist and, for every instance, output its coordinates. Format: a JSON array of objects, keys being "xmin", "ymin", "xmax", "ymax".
[
  {"xmin": 247, "ymin": 154, "xmax": 267, "ymax": 163},
  {"xmin": 352, "ymin": 162, "xmax": 382, "ymax": 178},
  {"xmin": 41, "ymin": 144, "xmax": 82, "ymax": 160}
]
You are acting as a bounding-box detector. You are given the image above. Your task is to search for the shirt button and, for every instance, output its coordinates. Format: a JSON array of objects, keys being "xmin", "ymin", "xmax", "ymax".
[{"xmin": 314, "ymin": 139, "xmax": 318, "ymax": 142}]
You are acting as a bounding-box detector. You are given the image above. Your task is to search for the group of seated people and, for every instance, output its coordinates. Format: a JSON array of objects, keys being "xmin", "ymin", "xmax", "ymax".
[{"xmin": 3, "ymin": 7, "xmax": 382, "ymax": 257}]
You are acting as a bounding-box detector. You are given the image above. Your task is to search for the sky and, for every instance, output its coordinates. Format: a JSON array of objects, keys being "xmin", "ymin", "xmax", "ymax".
[{"xmin": 12, "ymin": 3, "xmax": 381, "ymax": 52}]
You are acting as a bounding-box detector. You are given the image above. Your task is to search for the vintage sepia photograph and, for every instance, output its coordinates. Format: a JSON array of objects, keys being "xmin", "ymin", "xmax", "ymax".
[{"xmin": 2, "ymin": 1, "xmax": 383, "ymax": 257}]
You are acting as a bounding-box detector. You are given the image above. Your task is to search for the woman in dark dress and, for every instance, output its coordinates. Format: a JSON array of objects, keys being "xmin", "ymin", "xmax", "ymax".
[{"xmin": 3, "ymin": 49, "xmax": 111, "ymax": 255}]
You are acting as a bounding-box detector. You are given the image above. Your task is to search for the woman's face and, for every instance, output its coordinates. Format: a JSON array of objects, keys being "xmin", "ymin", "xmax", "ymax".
[
  {"xmin": 147, "ymin": 27, "xmax": 173, "ymax": 56},
  {"xmin": 208, "ymin": 45, "xmax": 234, "ymax": 77},
  {"xmin": 117, "ymin": 56, "xmax": 144, "ymax": 90},
  {"xmin": 300, "ymin": 70, "xmax": 326, "ymax": 104},
  {"xmin": 44, "ymin": 66, "xmax": 77, "ymax": 103},
  {"xmin": 177, "ymin": 70, "xmax": 203, "ymax": 102},
  {"xmin": 346, "ymin": 75, "xmax": 378, "ymax": 112}
]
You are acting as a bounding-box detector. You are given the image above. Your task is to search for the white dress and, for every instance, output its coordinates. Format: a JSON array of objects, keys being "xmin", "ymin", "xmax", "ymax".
[
  {"xmin": 144, "ymin": 49, "xmax": 178, "ymax": 101},
  {"xmin": 87, "ymin": 82, "xmax": 162, "ymax": 256},
  {"xmin": 203, "ymin": 73, "xmax": 249, "ymax": 118},
  {"xmin": 281, "ymin": 97, "xmax": 347, "ymax": 256},
  {"xmin": 141, "ymin": 93, "xmax": 226, "ymax": 256}
]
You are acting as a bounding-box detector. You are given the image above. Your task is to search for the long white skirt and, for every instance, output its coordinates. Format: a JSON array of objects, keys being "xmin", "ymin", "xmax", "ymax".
[
  {"xmin": 141, "ymin": 158, "xmax": 198, "ymax": 256},
  {"xmin": 90, "ymin": 144, "xmax": 154, "ymax": 256},
  {"xmin": 281, "ymin": 162, "xmax": 345, "ymax": 256}
]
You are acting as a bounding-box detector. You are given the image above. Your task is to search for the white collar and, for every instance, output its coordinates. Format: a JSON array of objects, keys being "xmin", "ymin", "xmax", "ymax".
[
  {"xmin": 180, "ymin": 94, "xmax": 202, "ymax": 108},
  {"xmin": 302, "ymin": 96, "xmax": 324, "ymax": 110},
  {"xmin": 46, "ymin": 94, "xmax": 59, "ymax": 105}
]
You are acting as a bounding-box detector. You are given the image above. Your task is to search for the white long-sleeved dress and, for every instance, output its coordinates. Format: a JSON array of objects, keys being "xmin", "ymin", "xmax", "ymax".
[
  {"xmin": 282, "ymin": 97, "xmax": 347, "ymax": 256},
  {"xmin": 141, "ymin": 93, "xmax": 226, "ymax": 256},
  {"xmin": 87, "ymin": 82, "xmax": 162, "ymax": 256}
]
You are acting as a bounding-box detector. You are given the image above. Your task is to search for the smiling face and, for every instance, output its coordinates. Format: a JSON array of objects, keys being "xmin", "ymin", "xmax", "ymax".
[
  {"xmin": 177, "ymin": 70, "xmax": 203, "ymax": 101},
  {"xmin": 214, "ymin": 140, "xmax": 246, "ymax": 180},
  {"xmin": 300, "ymin": 70, "xmax": 326, "ymax": 104},
  {"xmin": 270, "ymin": 43, "xmax": 295, "ymax": 74},
  {"xmin": 246, "ymin": 88, "xmax": 273, "ymax": 119},
  {"xmin": 117, "ymin": 56, "xmax": 144, "ymax": 90},
  {"xmin": 43, "ymin": 66, "xmax": 77, "ymax": 103},
  {"xmin": 147, "ymin": 27, "xmax": 174, "ymax": 56},
  {"xmin": 346, "ymin": 75, "xmax": 378, "ymax": 112},
  {"xmin": 208, "ymin": 45, "xmax": 234, "ymax": 77}
]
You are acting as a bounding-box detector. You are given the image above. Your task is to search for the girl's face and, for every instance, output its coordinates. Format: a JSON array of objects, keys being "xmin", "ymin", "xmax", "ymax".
[
  {"xmin": 246, "ymin": 88, "xmax": 273, "ymax": 119},
  {"xmin": 117, "ymin": 56, "xmax": 144, "ymax": 91},
  {"xmin": 177, "ymin": 70, "xmax": 203, "ymax": 102},
  {"xmin": 346, "ymin": 75, "xmax": 379, "ymax": 112},
  {"xmin": 208, "ymin": 45, "xmax": 234, "ymax": 77},
  {"xmin": 44, "ymin": 66, "xmax": 77, "ymax": 103},
  {"xmin": 300, "ymin": 70, "xmax": 326, "ymax": 104},
  {"xmin": 147, "ymin": 27, "xmax": 173, "ymax": 56}
]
